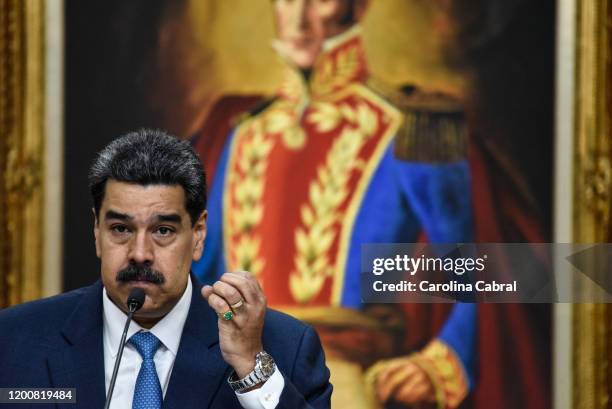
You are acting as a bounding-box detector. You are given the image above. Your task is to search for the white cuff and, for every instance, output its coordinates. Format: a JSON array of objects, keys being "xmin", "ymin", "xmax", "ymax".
[{"xmin": 235, "ymin": 368, "xmax": 284, "ymax": 409}]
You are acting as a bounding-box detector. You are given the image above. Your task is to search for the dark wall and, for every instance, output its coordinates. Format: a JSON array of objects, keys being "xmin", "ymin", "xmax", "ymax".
[
  {"xmin": 445, "ymin": 0, "xmax": 555, "ymax": 239},
  {"xmin": 64, "ymin": 0, "xmax": 175, "ymax": 290}
]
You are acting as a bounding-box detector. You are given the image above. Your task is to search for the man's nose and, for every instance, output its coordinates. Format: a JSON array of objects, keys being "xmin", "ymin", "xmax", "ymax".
[
  {"xmin": 291, "ymin": 0, "xmax": 310, "ymax": 31},
  {"xmin": 128, "ymin": 231, "xmax": 154, "ymax": 265}
]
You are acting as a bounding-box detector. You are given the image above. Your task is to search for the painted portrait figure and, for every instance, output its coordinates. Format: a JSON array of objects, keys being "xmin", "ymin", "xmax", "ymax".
[
  {"xmin": 63, "ymin": 0, "xmax": 554, "ymax": 408},
  {"xmin": 193, "ymin": 1, "xmax": 477, "ymax": 407}
]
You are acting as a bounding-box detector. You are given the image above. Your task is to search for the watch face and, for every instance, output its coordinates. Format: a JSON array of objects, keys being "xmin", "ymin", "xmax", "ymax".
[{"xmin": 258, "ymin": 352, "xmax": 276, "ymax": 377}]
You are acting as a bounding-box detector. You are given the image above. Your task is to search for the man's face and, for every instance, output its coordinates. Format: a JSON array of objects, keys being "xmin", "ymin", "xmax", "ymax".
[
  {"xmin": 94, "ymin": 180, "xmax": 206, "ymax": 325},
  {"xmin": 273, "ymin": 0, "xmax": 354, "ymax": 69}
]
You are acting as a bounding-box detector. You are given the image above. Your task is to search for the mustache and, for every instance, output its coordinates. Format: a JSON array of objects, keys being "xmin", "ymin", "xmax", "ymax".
[{"xmin": 116, "ymin": 264, "xmax": 165, "ymax": 284}]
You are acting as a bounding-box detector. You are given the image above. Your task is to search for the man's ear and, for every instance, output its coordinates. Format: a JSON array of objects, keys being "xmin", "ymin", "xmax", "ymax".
[
  {"xmin": 92, "ymin": 208, "xmax": 101, "ymax": 258},
  {"xmin": 192, "ymin": 210, "xmax": 208, "ymax": 261}
]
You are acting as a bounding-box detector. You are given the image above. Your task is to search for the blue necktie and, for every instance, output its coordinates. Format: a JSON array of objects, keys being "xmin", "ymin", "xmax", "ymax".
[{"xmin": 129, "ymin": 331, "xmax": 163, "ymax": 409}]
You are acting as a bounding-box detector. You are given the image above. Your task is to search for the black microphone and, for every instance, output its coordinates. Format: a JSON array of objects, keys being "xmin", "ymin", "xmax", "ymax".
[
  {"xmin": 103, "ymin": 288, "xmax": 146, "ymax": 409},
  {"xmin": 127, "ymin": 288, "xmax": 146, "ymax": 313}
]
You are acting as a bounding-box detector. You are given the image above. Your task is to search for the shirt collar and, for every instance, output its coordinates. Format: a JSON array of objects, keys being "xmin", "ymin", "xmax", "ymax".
[{"xmin": 103, "ymin": 278, "xmax": 193, "ymax": 358}]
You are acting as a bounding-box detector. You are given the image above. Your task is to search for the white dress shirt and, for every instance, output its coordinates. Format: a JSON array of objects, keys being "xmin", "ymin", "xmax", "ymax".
[{"xmin": 102, "ymin": 279, "xmax": 284, "ymax": 409}]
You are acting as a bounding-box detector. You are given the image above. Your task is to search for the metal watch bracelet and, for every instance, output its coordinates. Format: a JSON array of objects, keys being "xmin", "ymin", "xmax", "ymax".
[{"xmin": 228, "ymin": 351, "xmax": 277, "ymax": 393}]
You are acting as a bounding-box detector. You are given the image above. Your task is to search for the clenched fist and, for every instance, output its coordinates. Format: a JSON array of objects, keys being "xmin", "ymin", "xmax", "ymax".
[{"xmin": 202, "ymin": 271, "xmax": 267, "ymax": 379}]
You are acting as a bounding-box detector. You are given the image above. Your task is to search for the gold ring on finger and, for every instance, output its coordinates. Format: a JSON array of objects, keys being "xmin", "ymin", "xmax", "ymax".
[{"xmin": 230, "ymin": 299, "xmax": 244, "ymax": 310}]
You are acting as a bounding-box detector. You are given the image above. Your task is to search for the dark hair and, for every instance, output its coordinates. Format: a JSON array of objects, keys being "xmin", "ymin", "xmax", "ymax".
[{"xmin": 88, "ymin": 129, "xmax": 206, "ymax": 225}]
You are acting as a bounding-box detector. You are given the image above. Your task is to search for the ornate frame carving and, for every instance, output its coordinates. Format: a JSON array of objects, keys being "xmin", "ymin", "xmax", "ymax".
[
  {"xmin": 573, "ymin": 0, "xmax": 612, "ymax": 407},
  {"xmin": 0, "ymin": 0, "xmax": 46, "ymax": 307}
]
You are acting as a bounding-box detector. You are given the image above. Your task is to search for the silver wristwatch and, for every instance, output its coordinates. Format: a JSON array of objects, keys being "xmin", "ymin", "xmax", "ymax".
[{"xmin": 228, "ymin": 351, "xmax": 277, "ymax": 393}]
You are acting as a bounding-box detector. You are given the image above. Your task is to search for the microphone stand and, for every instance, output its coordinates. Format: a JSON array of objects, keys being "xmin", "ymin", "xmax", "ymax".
[{"xmin": 103, "ymin": 300, "xmax": 139, "ymax": 409}]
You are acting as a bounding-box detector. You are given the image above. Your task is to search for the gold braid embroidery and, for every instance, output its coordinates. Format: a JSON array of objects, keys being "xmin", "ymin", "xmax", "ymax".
[
  {"xmin": 272, "ymin": 37, "xmax": 362, "ymax": 150},
  {"xmin": 363, "ymin": 339, "xmax": 468, "ymax": 409},
  {"xmin": 264, "ymin": 100, "xmax": 306, "ymax": 150},
  {"xmin": 312, "ymin": 45, "xmax": 360, "ymax": 96},
  {"xmin": 411, "ymin": 340, "xmax": 470, "ymax": 408},
  {"xmin": 228, "ymin": 119, "xmax": 273, "ymax": 276},
  {"xmin": 289, "ymin": 100, "xmax": 379, "ymax": 303}
]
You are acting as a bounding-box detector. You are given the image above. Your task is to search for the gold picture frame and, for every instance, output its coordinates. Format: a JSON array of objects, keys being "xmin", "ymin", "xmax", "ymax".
[
  {"xmin": 0, "ymin": 0, "xmax": 46, "ymax": 307},
  {"xmin": 573, "ymin": 0, "xmax": 612, "ymax": 407}
]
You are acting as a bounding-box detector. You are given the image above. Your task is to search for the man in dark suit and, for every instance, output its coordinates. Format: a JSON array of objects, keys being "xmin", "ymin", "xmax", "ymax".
[{"xmin": 0, "ymin": 129, "xmax": 332, "ymax": 409}]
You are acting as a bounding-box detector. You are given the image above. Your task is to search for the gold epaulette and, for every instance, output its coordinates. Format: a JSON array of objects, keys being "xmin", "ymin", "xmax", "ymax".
[{"xmin": 367, "ymin": 78, "xmax": 468, "ymax": 163}]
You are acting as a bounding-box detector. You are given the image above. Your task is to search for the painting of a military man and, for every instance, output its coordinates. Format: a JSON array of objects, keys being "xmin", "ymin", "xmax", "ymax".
[{"xmin": 193, "ymin": 1, "xmax": 476, "ymax": 408}]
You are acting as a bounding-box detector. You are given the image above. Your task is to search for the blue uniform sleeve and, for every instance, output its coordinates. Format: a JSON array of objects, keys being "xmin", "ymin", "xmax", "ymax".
[
  {"xmin": 438, "ymin": 303, "xmax": 477, "ymax": 389},
  {"xmin": 191, "ymin": 131, "xmax": 234, "ymax": 284},
  {"xmin": 393, "ymin": 157, "xmax": 473, "ymax": 243},
  {"xmin": 393, "ymin": 152, "xmax": 476, "ymax": 389}
]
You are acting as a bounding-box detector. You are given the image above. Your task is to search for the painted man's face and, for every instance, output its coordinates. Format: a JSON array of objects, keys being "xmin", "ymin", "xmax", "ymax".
[
  {"xmin": 273, "ymin": 0, "xmax": 354, "ymax": 69},
  {"xmin": 94, "ymin": 180, "xmax": 206, "ymax": 326}
]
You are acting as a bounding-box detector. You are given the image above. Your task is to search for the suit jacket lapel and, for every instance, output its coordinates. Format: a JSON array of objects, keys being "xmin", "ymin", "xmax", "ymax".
[
  {"xmin": 163, "ymin": 279, "xmax": 231, "ymax": 409},
  {"xmin": 46, "ymin": 281, "xmax": 106, "ymax": 409},
  {"xmin": 44, "ymin": 278, "xmax": 230, "ymax": 409}
]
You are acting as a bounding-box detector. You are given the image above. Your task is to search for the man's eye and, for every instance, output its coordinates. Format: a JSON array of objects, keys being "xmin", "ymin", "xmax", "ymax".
[
  {"xmin": 111, "ymin": 225, "xmax": 129, "ymax": 234},
  {"xmin": 156, "ymin": 227, "xmax": 174, "ymax": 236}
]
